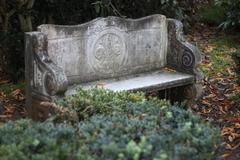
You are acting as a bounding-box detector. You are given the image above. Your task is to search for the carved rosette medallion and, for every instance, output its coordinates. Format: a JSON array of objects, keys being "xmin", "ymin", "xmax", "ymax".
[{"xmin": 88, "ymin": 29, "xmax": 126, "ymax": 74}]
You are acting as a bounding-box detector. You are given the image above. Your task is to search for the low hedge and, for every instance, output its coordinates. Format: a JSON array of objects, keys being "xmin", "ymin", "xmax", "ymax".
[
  {"xmin": 57, "ymin": 88, "xmax": 146, "ymax": 120},
  {"xmin": 0, "ymin": 120, "xmax": 91, "ymax": 160},
  {"xmin": 0, "ymin": 88, "xmax": 220, "ymax": 160},
  {"xmin": 79, "ymin": 102, "xmax": 219, "ymax": 160}
]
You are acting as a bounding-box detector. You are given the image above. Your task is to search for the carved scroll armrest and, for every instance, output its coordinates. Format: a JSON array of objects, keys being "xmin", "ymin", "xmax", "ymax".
[
  {"xmin": 167, "ymin": 19, "xmax": 202, "ymax": 80},
  {"xmin": 25, "ymin": 32, "xmax": 68, "ymax": 100}
]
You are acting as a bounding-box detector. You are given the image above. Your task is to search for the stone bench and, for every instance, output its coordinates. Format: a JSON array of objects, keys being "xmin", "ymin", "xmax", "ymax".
[{"xmin": 25, "ymin": 14, "xmax": 202, "ymax": 120}]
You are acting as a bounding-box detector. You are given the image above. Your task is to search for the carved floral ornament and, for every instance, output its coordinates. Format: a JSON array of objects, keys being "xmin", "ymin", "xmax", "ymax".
[{"xmin": 88, "ymin": 29, "xmax": 127, "ymax": 74}]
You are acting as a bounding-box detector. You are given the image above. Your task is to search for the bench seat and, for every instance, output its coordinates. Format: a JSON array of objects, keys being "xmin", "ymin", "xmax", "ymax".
[{"xmin": 65, "ymin": 69, "xmax": 194, "ymax": 96}]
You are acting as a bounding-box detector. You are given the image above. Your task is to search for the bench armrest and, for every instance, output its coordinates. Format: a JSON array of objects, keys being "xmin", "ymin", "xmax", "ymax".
[
  {"xmin": 167, "ymin": 19, "xmax": 202, "ymax": 80},
  {"xmin": 25, "ymin": 32, "xmax": 68, "ymax": 100}
]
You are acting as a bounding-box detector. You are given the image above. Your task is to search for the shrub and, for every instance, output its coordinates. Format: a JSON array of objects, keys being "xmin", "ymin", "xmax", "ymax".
[
  {"xmin": 79, "ymin": 102, "xmax": 219, "ymax": 160},
  {"xmin": 0, "ymin": 89, "xmax": 220, "ymax": 159},
  {"xmin": 215, "ymin": 0, "xmax": 240, "ymax": 30},
  {"xmin": 57, "ymin": 88, "xmax": 146, "ymax": 120},
  {"xmin": 0, "ymin": 119, "xmax": 93, "ymax": 160},
  {"xmin": 200, "ymin": 1, "xmax": 226, "ymax": 25},
  {"xmin": 61, "ymin": 88, "xmax": 219, "ymax": 159}
]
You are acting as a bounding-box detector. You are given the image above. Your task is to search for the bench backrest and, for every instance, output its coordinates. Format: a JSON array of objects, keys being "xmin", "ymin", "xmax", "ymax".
[{"xmin": 38, "ymin": 14, "xmax": 168, "ymax": 84}]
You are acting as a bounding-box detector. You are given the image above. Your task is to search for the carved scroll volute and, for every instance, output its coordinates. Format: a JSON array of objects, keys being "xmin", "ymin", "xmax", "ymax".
[
  {"xmin": 31, "ymin": 32, "xmax": 68, "ymax": 97},
  {"xmin": 167, "ymin": 19, "xmax": 202, "ymax": 77},
  {"xmin": 167, "ymin": 19, "xmax": 203, "ymax": 101}
]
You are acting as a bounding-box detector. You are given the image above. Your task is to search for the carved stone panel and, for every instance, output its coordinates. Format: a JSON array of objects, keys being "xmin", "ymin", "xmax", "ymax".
[
  {"xmin": 87, "ymin": 28, "xmax": 127, "ymax": 75},
  {"xmin": 39, "ymin": 15, "xmax": 168, "ymax": 84},
  {"xmin": 47, "ymin": 38, "xmax": 83, "ymax": 77}
]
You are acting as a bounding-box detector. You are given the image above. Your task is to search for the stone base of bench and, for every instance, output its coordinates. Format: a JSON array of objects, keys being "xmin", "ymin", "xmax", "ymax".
[{"xmin": 26, "ymin": 98, "xmax": 50, "ymax": 121}]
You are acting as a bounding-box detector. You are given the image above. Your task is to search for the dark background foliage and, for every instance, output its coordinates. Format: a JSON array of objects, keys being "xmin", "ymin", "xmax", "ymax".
[{"xmin": 215, "ymin": 0, "xmax": 240, "ymax": 30}]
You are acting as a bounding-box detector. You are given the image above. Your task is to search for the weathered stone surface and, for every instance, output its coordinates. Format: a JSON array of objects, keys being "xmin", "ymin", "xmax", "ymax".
[
  {"xmin": 38, "ymin": 15, "xmax": 168, "ymax": 84},
  {"xmin": 65, "ymin": 70, "xmax": 194, "ymax": 96},
  {"xmin": 25, "ymin": 14, "xmax": 202, "ymax": 120},
  {"xmin": 167, "ymin": 19, "xmax": 203, "ymax": 100},
  {"xmin": 25, "ymin": 32, "xmax": 68, "ymax": 119}
]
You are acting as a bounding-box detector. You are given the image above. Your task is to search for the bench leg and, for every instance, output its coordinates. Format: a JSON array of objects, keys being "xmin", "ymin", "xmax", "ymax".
[
  {"xmin": 26, "ymin": 97, "xmax": 53, "ymax": 121},
  {"xmin": 26, "ymin": 96, "xmax": 78, "ymax": 122},
  {"xmin": 183, "ymin": 83, "xmax": 203, "ymax": 108}
]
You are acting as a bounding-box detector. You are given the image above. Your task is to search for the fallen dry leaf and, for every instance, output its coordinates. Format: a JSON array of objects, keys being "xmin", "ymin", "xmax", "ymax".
[
  {"xmin": 10, "ymin": 89, "xmax": 21, "ymax": 97},
  {"xmin": 0, "ymin": 80, "xmax": 10, "ymax": 85},
  {"xmin": 221, "ymin": 153, "xmax": 231, "ymax": 159}
]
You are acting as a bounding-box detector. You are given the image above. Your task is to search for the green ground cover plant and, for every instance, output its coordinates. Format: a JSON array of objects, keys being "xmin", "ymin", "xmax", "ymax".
[
  {"xmin": 199, "ymin": 37, "xmax": 239, "ymax": 79},
  {"xmin": 0, "ymin": 82, "xmax": 24, "ymax": 95},
  {"xmin": 0, "ymin": 88, "xmax": 220, "ymax": 160}
]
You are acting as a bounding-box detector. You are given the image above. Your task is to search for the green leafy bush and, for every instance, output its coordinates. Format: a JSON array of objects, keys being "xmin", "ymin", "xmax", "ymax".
[
  {"xmin": 58, "ymin": 88, "xmax": 146, "ymax": 120},
  {"xmin": 79, "ymin": 102, "xmax": 219, "ymax": 160},
  {"xmin": 0, "ymin": 119, "xmax": 93, "ymax": 160},
  {"xmin": 0, "ymin": 89, "xmax": 220, "ymax": 159},
  {"xmin": 215, "ymin": 0, "xmax": 240, "ymax": 29},
  {"xmin": 200, "ymin": 1, "xmax": 226, "ymax": 25}
]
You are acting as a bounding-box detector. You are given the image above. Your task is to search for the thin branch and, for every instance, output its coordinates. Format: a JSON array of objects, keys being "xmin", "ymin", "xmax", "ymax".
[
  {"xmin": 7, "ymin": 9, "xmax": 16, "ymax": 17},
  {"xmin": 109, "ymin": 2, "xmax": 125, "ymax": 18}
]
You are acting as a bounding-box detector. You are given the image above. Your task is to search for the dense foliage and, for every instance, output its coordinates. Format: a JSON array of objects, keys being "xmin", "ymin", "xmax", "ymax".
[
  {"xmin": 79, "ymin": 103, "xmax": 219, "ymax": 160},
  {"xmin": 0, "ymin": 89, "xmax": 220, "ymax": 160},
  {"xmin": 215, "ymin": 0, "xmax": 240, "ymax": 29},
  {"xmin": 200, "ymin": 1, "xmax": 226, "ymax": 25},
  {"xmin": 0, "ymin": 120, "xmax": 88, "ymax": 160},
  {"xmin": 0, "ymin": 0, "xmax": 204, "ymax": 81},
  {"xmin": 57, "ymin": 88, "xmax": 146, "ymax": 120}
]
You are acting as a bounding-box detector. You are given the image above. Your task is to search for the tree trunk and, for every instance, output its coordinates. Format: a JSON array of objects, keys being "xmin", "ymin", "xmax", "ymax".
[
  {"xmin": 17, "ymin": 0, "xmax": 35, "ymax": 32},
  {"xmin": 0, "ymin": 0, "xmax": 17, "ymax": 33},
  {"xmin": 0, "ymin": 0, "xmax": 7, "ymax": 32}
]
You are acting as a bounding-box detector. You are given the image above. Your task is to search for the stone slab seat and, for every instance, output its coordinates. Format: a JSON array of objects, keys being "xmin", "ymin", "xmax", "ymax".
[
  {"xmin": 25, "ymin": 14, "xmax": 202, "ymax": 120},
  {"xmin": 65, "ymin": 70, "xmax": 194, "ymax": 96}
]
